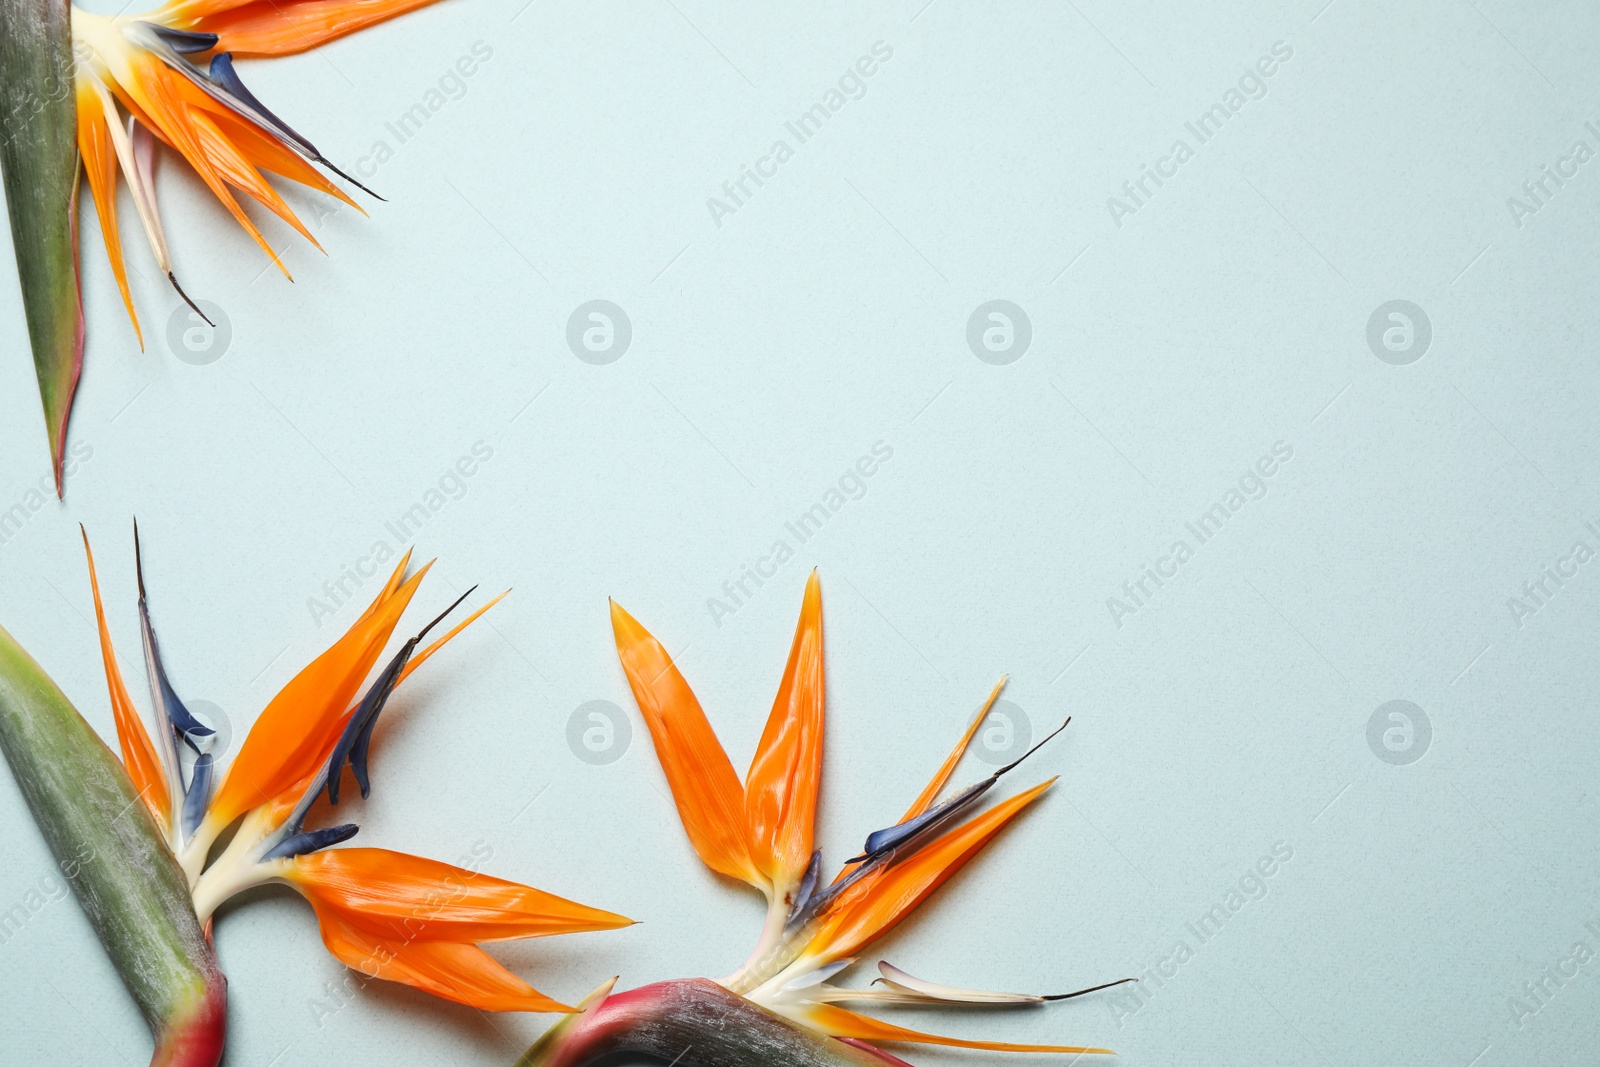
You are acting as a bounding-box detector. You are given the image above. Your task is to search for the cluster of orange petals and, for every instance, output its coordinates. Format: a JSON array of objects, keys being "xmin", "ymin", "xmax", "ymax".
[
  {"xmin": 82, "ymin": 534, "xmax": 627, "ymax": 1013},
  {"xmin": 610, "ymin": 573, "xmax": 1091, "ymax": 1054},
  {"xmin": 75, "ymin": 0, "xmax": 441, "ymax": 342},
  {"xmin": 289, "ymin": 849, "xmax": 630, "ymax": 1013},
  {"xmin": 609, "ymin": 575, "xmax": 825, "ymax": 898}
]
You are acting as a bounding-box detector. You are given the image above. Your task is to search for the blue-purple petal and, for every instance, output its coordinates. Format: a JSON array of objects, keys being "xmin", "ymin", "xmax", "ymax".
[
  {"xmin": 323, "ymin": 586, "xmax": 477, "ymax": 805},
  {"xmin": 147, "ymin": 25, "xmax": 219, "ymax": 54},
  {"xmin": 134, "ymin": 526, "xmax": 213, "ymax": 751},
  {"xmin": 205, "ymin": 52, "xmax": 313, "ymax": 155},
  {"xmin": 261, "ymin": 823, "xmax": 360, "ymax": 861},
  {"xmin": 181, "ymin": 752, "xmax": 213, "ymax": 838}
]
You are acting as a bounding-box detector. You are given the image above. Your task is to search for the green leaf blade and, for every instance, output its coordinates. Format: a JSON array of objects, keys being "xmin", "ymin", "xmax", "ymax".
[
  {"xmin": 0, "ymin": 0, "xmax": 83, "ymax": 497},
  {"xmin": 0, "ymin": 624, "xmax": 226, "ymax": 1066}
]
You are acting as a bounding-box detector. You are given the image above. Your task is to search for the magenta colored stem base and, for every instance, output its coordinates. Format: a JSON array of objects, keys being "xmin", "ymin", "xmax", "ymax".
[{"xmin": 517, "ymin": 980, "xmax": 898, "ymax": 1067}]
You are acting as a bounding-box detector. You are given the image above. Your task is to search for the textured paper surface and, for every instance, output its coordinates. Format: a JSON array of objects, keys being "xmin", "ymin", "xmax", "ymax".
[{"xmin": 1, "ymin": 2, "xmax": 1597, "ymax": 1064}]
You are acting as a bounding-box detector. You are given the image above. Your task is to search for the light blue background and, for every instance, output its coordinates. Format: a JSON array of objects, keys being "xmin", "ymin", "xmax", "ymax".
[{"xmin": 2, "ymin": 1, "xmax": 1598, "ymax": 1065}]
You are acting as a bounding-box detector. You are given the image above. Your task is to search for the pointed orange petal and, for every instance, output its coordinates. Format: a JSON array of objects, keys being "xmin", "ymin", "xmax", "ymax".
[
  {"xmin": 156, "ymin": 0, "xmax": 267, "ymax": 25},
  {"xmin": 208, "ymin": 564, "xmax": 430, "ymax": 824},
  {"xmin": 609, "ymin": 600, "xmax": 759, "ymax": 887},
  {"xmin": 76, "ymin": 86, "xmax": 143, "ymax": 347},
  {"xmin": 203, "ymin": 106, "xmax": 363, "ymax": 213},
  {"xmin": 194, "ymin": 0, "xmax": 446, "ymax": 57},
  {"xmin": 803, "ymin": 1004, "xmax": 1111, "ymax": 1055},
  {"xmin": 287, "ymin": 847, "xmax": 633, "ymax": 944},
  {"xmin": 186, "ymin": 107, "xmax": 323, "ymax": 252},
  {"xmin": 901, "ymin": 676, "xmax": 1005, "ymax": 821},
  {"xmin": 120, "ymin": 54, "xmax": 291, "ymax": 278},
  {"xmin": 823, "ymin": 678, "xmax": 1004, "ymax": 890},
  {"xmin": 744, "ymin": 571, "xmax": 824, "ymax": 892},
  {"xmin": 394, "ymin": 590, "xmax": 507, "ymax": 689},
  {"xmin": 363, "ymin": 550, "xmax": 412, "ymax": 617},
  {"xmin": 304, "ymin": 898, "xmax": 574, "ymax": 1013},
  {"xmin": 81, "ymin": 530, "xmax": 169, "ymax": 826},
  {"xmin": 805, "ymin": 779, "xmax": 1055, "ymax": 965}
]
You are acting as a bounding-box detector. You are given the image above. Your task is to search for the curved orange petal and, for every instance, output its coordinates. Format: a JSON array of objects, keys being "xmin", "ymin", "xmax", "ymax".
[
  {"xmin": 208, "ymin": 559, "xmax": 428, "ymax": 825},
  {"xmin": 305, "ymin": 898, "xmax": 574, "ymax": 1013},
  {"xmin": 805, "ymin": 779, "xmax": 1055, "ymax": 965},
  {"xmin": 824, "ymin": 678, "xmax": 1004, "ymax": 891},
  {"xmin": 76, "ymin": 86, "xmax": 142, "ymax": 347},
  {"xmin": 744, "ymin": 571, "xmax": 824, "ymax": 893},
  {"xmin": 287, "ymin": 847, "xmax": 633, "ymax": 944},
  {"xmin": 116, "ymin": 52, "xmax": 291, "ymax": 278},
  {"xmin": 333, "ymin": 548, "xmax": 413, "ymax": 635},
  {"xmin": 156, "ymin": 0, "xmax": 257, "ymax": 22},
  {"xmin": 394, "ymin": 590, "xmax": 507, "ymax": 689},
  {"xmin": 200, "ymin": 106, "xmax": 362, "ymax": 213},
  {"xmin": 803, "ymin": 1004, "xmax": 1111, "ymax": 1055},
  {"xmin": 609, "ymin": 600, "xmax": 759, "ymax": 888},
  {"xmin": 194, "ymin": 0, "xmax": 445, "ymax": 57},
  {"xmin": 186, "ymin": 106, "xmax": 323, "ymax": 252},
  {"xmin": 901, "ymin": 676, "xmax": 1004, "ymax": 821},
  {"xmin": 160, "ymin": 69, "xmax": 324, "ymax": 248},
  {"xmin": 81, "ymin": 530, "xmax": 169, "ymax": 827}
]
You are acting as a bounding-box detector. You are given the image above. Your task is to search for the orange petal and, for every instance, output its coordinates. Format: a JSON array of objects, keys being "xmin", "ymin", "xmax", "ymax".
[
  {"xmin": 901, "ymin": 676, "xmax": 1005, "ymax": 821},
  {"xmin": 824, "ymin": 678, "xmax": 1003, "ymax": 891},
  {"xmin": 81, "ymin": 530, "xmax": 169, "ymax": 827},
  {"xmin": 803, "ymin": 1004, "xmax": 1111, "ymax": 1055},
  {"xmin": 394, "ymin": 590, "xmax": 507, "ymax": 688},
  {"xmin": 185, "ymin": 107, "xmax": 323, "ymax": 252},
  {"xmin": 76, "ymin": 86, "xmax": 143, "ymax": 348},
  {"xmin": 202, "ymin": 106, "xmax": 363, "ymax": 214},
  {"xmin": 193, "ymin": 0, "xmax": 445, "ymax": 57},
  {"xmin": 117, "ymin": 53, "xmax": 291, "ymax": 278},
  {"xmin": 609, "ymin": 600, "xmax": 759, "ymax": 887},
  {"xmin": 744, "ymin": 571, "xmax": 824, "ymax": 892},
  {"xmin": 156, "ymin": 0, "xmax": 267, "ymax": 24},
  {"xmin": 353, "ymin": 549, "xmax": 412, "ymax": 622},
  {"xmin": 805, "ymin": 779, "xmax": 1055, "ymax": 965},
  {"xmin": 287, "ymin": 847, "xmax": 633, "ymax": 944},
  {"xmin": 305, "ymin": 897, "xmax": 574, "ymax": 1013},
  {"xmin": 208, "ymin": 562, "xmax": 429, "ymax": 825}
]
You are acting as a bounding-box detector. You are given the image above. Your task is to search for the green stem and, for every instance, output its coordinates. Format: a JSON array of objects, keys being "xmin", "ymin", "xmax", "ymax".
[{"xmin": 0, "ymin": 624, "xmax": 225, "ymax": 1067}]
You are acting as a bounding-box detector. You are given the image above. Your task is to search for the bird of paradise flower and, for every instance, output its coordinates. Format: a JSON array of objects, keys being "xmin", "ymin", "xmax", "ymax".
[
  {"xmin": 73, "ymin": 0, "xmax": 430, "ymax": 332},
  {"xmin": 74, "ymin": 526, "xmax": 632, "ymax": 1058},
  {"xmin": 2, "ymin": 0, "xmax": 442, "ymax": 492},
  {"xmin": 518, "ymin": 573, "xmax": 1128, "ymax": 1067}
]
